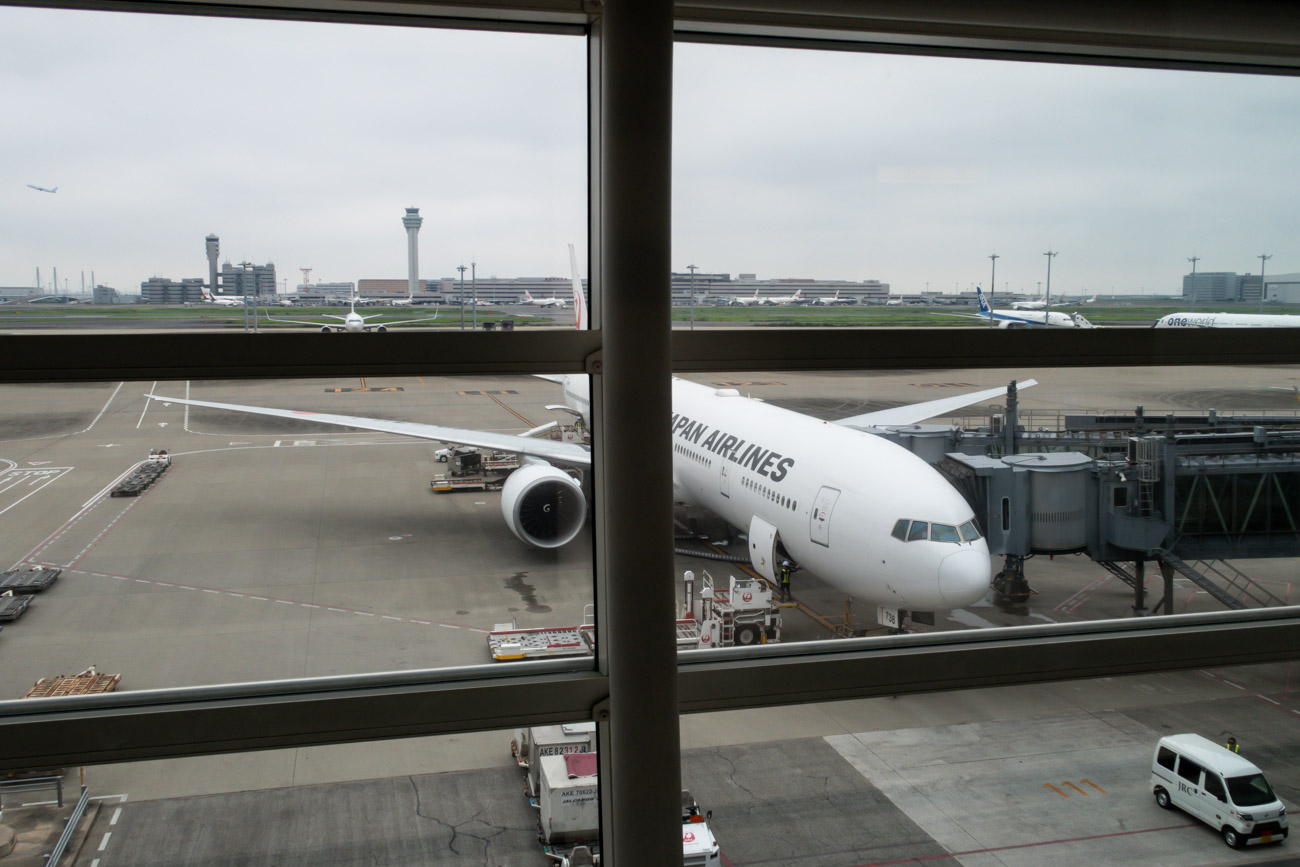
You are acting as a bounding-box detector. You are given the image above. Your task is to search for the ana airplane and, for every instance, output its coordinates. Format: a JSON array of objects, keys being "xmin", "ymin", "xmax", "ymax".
[
  {"xmin": 973, "ymin": 288, "xmax": 1095, "ymax": 328},
  {"xmin": 26, "ymin": 184, "xmax": 58, "ymax": 194},
  {"xmin": 522, "ymin": 290, "xmax": 567, "ymax": 308},
  {"xmin": 1153, "ymin": 311, "xmax": 1300, "ymax": 328},
  {"xmin": 149, "ymin": 246, "xmax": 1035, "ymax": 623},
  {"xmin": 260, "ymin": 295, "xmax": 439, "ymax": 332},
  {"xmin": 202, "ymin": 290, "xmax": 246, "ymax": 308}
]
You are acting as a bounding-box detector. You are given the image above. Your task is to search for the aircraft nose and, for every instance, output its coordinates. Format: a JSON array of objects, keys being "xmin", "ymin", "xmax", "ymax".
[{"xmin": 938, "ymin": 547, "xmax": 990, "ymax": 608}]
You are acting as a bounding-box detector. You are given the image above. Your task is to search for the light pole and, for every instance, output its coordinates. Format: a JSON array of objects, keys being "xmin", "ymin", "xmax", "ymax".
[
  {"xmin": 471, "ymin": 260, "xmax": 478, "ymax": 330},
  {"xmin": 988, "ymin": 254, "xmax": 999, "ymax": 328},
  {"xmin": 1043, "ymin": 251, "xmax": 1057, "ymax": 325},
  {"xmin": 457, "ymin": 264, "xmax": 467, "ymax": 330},
  {"xmin": 1258, "ymin": 254, "xmax": 1272, "ymax": 312},
  {"xmin": 1187, "ymin": 256, "xmax": 1200, "ymax": 312},
  {"xmin": 687, "ymin": 263, "xmax": 698, "ymax": 331}
]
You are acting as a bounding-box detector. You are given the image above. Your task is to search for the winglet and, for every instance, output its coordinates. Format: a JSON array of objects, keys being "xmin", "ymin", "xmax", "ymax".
[{"xmin": 569, "ymin": 244, "xmax": 587, "ymax": 330}]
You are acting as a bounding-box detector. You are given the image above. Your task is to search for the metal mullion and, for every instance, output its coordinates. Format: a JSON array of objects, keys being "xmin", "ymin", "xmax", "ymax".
[
  {"xmin": 668, "ymin": 327, "xmax": 1300, "ymax": 372},
  {"xmin": 676, "ymin": 608, "xmax": 1300, "ymax": 714},
  {"xmin": 0, "ymin": 665, "xmax": 608, "ymax": 772}
]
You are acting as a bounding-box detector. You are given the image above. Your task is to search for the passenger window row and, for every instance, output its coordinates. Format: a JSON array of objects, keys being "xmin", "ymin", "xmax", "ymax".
[{"xmin": 741, "ymin": 475, "xmax": 796, "ymax": 512}]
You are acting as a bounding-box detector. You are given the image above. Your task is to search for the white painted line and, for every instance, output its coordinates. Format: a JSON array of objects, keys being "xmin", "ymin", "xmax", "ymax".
[
  {"xmin": 247, "ymin": 596, "xmax": 268, "ymax": 601},
  {"xmin": 135, "ymin": 579, "xmax": 150, "ymax": 583},
  {"xmin": 355, "ymin": 612, "xmax": 373, "ymax": 616},
  {"xmin": 136, "ymin": 381, "xmax": 159, "ymax": 429},
  {"xmin": 1261, "ymin": 696, "xmax": 1281, "ymax": 705},
  {"xmin": 302, "ymin": 604, "xmax": 320, "ymax": 609},
  {"xmin": 1224, "ymin": 680, "xmax": 1243, "ymax": 690},
  {"xmin": 229, "ymin": 593, "xmax": 244, "ymax": 597},
  {"xmin": 327, "ymin": 607, "xmax": 346, "ymax": 613},
  {"xmin": 98, "ymin": 832, "xmax": 112, "ymax": 851},
  {"xmin": 91, "ymin": 860, "xmax": 100, "ymax": 867},
  {"xmin": 275, "ymin": 599, "xmax": 294, "ymax": 605},
  {"xmin": 84, "ymin": 381, "xmax": 125, "ymax": 434},
  {"xmin": 111, "ymin": 807, "xmax": 122, "ymax": 825},
  {"xmin": 437, "ymin": 623, "xmax": 458, "ymax": 629},
  {"xmin": 21, "ymin": 799, "xmax": 57, "ymax": 806},
  {"xmin": 0, "ymin": 466, "xmax": 73, "ymax": 519},
  {"xmin": 382, "ymin": 615, "xmax": 402, "ymax": 621},
  {"xmin": 202, "ymin": 589, "xmax": 218, "ymax": 594}
]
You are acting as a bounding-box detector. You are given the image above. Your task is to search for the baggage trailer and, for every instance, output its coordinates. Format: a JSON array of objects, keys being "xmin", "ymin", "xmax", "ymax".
[
  {"xmin": 0, "ymin": 568, "xmax": 60, "ymax": 594},
  {"xmin": 24, "ymin": 666, "xmax": 121, "ymax": 699},
  {"xmin": 0, "ymin": 591, "xmax": 33, "ymax": 622},
  {"xmin": 512, "ymin": 722, "xmax": 596, "ymax": 798},
  {"xmin": 430, "ymin": 447, "xmax": 521, "ymax": 492}
]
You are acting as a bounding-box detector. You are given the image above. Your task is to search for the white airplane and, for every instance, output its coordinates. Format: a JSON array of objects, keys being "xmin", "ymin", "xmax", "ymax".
[
  {"xmin": 885, "ymin": 297, "xmax": 902, "ymax": 306},
  {"xmin": 522, "ymin": 290, "xmax": 567, "ymax": 309},
  {"xmin": 1153, "ymin": 311, "xmax": 1300, "ymax": 328},
  {"xmin": 1011, "ymin": 299, "xmax": 1046, "ymax": 310},
  {"xmin": 149, "ymin": 246, "xmax": 1038, "ymax": 624},
  {"xmin": 814, "ymin": 290, "xmax": 853, "ymax": 306},
  {"xmin": 762, "ymin": 288, "xmax": 804, "ymax": 306},
  {"xmin": 731, "ymin": 289, "xmax": 764, "ymax": 306},
  {"xmin": 26, "ymin": 184, "xmax": 58, "ymax": 193},
  {"xmin": 260, "ymin": 295, "xmax": 439, "ymax": 333},
  {"xmin": 202, "ymin": 290, "xmax": 246, "ymax": 308},
  {"xmin": 973, "ymin": 287, "xmax": 1095, "ymax": 328}
]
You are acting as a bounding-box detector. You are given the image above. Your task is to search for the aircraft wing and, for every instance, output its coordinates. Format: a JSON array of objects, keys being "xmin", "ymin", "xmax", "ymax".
[
  {"xmin": 147, "ymin": 395, "xmax": 591, "ymax": 467},
  {"xmin": 373, "ymin": 312, "xmax": 441, "ymax": 327},
  {"xmin": 834, "ymin": 379, "xmax": 1037, "ymax": 428}
]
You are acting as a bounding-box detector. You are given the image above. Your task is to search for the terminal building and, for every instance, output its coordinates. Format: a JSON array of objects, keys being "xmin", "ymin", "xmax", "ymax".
[
  {"xmin": 1182, "ymin": 270, "xmax": 1300, "ymax": 304},
  {"xmin": 218, "ymin": 261, "xmax": 277, "ymax": 299},
  {"xmin": 140, "ymin": 277, "xmax": 205, "ymax": 304}
]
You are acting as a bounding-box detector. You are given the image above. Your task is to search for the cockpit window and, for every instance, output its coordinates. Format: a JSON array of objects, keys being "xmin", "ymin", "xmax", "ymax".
[
  {"xmin": 959, "ymin": 521, "xmax": 981, "ymax": 542},
  {"xmin": 891, "ymin": 519, "xmax": 908, "ymax": 540},
  {"xmin": 907, "ymin": 520, "xmax": 928, "ymax": 541},
  {"xmin": 930, "ymin": 523, "xmax": 960, "ymax": 542}
]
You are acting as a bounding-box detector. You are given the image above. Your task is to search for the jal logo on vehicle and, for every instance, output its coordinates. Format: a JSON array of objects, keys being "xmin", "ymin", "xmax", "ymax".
[
  {"xmin": 742, "ymin": 592, "xmax": 753, "ymax": 602},
  {"xmin": 683, "ymin": 832, "xmax": 696, "ymax": 843}
]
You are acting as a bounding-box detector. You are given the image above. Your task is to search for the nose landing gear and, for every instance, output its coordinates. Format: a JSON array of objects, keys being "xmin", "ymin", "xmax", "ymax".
[{"xmin": 992, "ymin": 555, "xmax": 1033, "ymax": 605}]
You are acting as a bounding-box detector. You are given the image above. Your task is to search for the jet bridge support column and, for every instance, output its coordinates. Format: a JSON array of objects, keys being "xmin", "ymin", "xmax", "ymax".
[
  {"xmin": 1159, "ymin": 560, "xmax": 1176, "ymax": 615},
  {"xmin": 1132, "ymin": 558, "xmax": 1147, "ymax": 616}
]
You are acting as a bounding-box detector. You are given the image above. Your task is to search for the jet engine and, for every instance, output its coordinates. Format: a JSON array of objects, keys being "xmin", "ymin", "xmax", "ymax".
[
  {"xmin": 375, "ymin": 325, "xmax": 388, "ymax": 333},
  {"xmin": 320, "ymin": 325, "xmax": 331, "ymax": 333},
  {"xmin": 500, "ymin": 462, "xmax": 586, "ymax": 549}
]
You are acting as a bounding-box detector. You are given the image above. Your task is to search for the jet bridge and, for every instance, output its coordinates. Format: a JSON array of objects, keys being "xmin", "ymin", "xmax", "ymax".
[{"xmin": 865, "ymin": 388, "xmax": 1300, "ymax": 614}]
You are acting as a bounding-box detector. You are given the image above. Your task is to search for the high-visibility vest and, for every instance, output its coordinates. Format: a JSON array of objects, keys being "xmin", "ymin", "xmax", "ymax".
[{"xmin": 1226, "ymin": 742, "xmax": 1240, "ymax": 753}]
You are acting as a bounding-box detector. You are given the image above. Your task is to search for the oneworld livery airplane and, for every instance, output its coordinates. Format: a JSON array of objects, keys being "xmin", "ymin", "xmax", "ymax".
[
  {"xmin": 1153, "ymin": 311, "xmax": 1300, "ymax": 328},
  {"xmin": 150, "ymin": 247, "xmax": 1035, "ymax": 622}
]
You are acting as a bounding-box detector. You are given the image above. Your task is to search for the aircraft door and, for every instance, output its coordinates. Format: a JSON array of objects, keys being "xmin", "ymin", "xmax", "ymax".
[
  {"xmin": 748, "ymin": 515, "xmax": 779, "ymax": 581},
  {"xmin": 719, "ymin": 463, "xmax": 730, "ymax": 498},
  {"xmin": 809, "ymin": 486, "xmax": 841, "ymax": 547}
]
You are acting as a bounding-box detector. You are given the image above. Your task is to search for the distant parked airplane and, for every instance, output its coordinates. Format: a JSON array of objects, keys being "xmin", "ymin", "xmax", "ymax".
[{"xmin": 27, "ymin": 184, "xmax": 58, "ymax": 193}]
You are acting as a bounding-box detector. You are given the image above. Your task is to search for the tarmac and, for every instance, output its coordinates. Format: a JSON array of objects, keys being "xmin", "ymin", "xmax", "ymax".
[{"xmin": 0, "ymin": 367, "xmax": 1293, "ymax": 865}]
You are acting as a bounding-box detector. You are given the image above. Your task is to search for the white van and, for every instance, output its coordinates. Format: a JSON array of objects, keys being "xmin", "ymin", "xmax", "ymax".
[{"xmin": 1151, "ymin": 733, "xmax": 1288, "ymax": 848}]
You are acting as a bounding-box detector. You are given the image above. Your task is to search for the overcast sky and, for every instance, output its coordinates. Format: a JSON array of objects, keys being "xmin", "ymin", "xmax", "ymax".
[{"xmin": 4, "ymin": 6, "xmax": 1297, "ymax": 296}]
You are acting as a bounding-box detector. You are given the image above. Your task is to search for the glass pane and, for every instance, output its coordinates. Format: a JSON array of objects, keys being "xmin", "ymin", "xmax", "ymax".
[
  {"xmin": 671, "ymin": 366, "xmax": 1300, "ymax": 640},
  {"xmin": 673, "ymin": 45, "xmax": 1299, "ymax": 326},
  {"xmin": 0, "ymin": 374, "xmax": 593, "ymax": 694},
  {"xmin": 1, "ymin": 7, "xmax": 585, "ymax": 330},
  {"xmin": 682, "ymin": 662, "xmax": 1295, "ymax": 864}
]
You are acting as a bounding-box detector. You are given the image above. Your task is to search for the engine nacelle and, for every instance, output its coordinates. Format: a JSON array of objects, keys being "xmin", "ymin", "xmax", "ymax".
[
  {"xmin": 320, "ymin": 325, "xmax": 331, "ymax": 333},
  {"xmin": 375, "ymin": 324, "xmax": 388, "ymax": 333},
  {"xmin": 500, "ymin": 462, "xmax": 586, "ymax": 549}
]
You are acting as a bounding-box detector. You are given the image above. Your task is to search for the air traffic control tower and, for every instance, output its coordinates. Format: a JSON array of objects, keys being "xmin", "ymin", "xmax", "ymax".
[
  {"xmin": 402, "ymin": 208, "xmax": 422, "ymax": 300},
  {"xmin": 205, "ymin": 234, "xmax": 219, "ymax": 294}
]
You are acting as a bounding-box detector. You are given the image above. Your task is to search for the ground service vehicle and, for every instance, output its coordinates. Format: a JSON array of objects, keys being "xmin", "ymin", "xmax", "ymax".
[{"xmin": 1151, "ymin": 733, "xmax": 1288, "ymax": 848}]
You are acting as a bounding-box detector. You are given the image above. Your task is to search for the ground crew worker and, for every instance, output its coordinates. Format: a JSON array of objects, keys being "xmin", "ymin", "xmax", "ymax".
[
  {"xmin": 1226, "ymin": 736, "xmax": 1240, "ymax": 753},
  {"xmin": 779, "ymin": 559, "xmax": 798, "ymax": 602}
]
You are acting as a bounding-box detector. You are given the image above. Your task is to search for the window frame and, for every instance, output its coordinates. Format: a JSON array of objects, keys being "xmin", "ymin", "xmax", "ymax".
[{"xmin": 0, "ymin": 1, "xmax": 1299, "ymax": 863}]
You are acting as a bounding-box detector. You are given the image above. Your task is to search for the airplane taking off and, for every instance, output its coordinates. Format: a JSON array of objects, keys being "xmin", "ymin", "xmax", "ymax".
[
  {"xmin": 26, "ymin": 184, "xmax": 58, "ymax": 193},
  {"xmin": 1153, "ymin": 311, "xmax": 1300, "ymax": 328},
  {"xmin": 522, "ymin": 290, "xmax": 567, "ymax": 308},
  {"xmin": 150, "ymin": 246, "xmax": 1035, "ymax": 623},
  {"xmin": 260, "ymin": 295, "xmax": 439, "ymax": 332},
  {"xmin": 972, "ymin": 288, "xmax": 1095, "ymax": 328}
]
